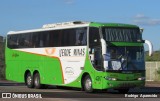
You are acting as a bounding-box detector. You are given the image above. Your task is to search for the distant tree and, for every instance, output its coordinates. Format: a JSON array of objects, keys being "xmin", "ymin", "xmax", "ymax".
[
  {"xmin": 0, "ymin": 36, "xmax": 5, "ymax": 79},
  {"xmin": 145, "ymin": 51, "xmax": 160, "ymax": 61}
]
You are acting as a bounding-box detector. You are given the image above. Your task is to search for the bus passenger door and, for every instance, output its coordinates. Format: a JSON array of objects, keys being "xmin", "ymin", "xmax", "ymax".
[{"xmin": 89, "ymin": 27, "xmax": 103, "ymax": 71}]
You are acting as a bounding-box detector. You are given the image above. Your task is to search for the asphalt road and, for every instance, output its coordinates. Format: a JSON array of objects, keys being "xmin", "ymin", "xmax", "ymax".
[{"xmin": 0, "ymin": 80, "xmax": 160, "ymax": 101}]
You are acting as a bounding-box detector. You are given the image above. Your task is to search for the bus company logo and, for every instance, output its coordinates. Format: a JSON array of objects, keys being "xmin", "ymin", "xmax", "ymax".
[
  {"xmin": 65, "ymin": 67, "xmax": 74, "ymax": 75},
  {"xmin": 45, "ymin": 48, "xmax": 56, "ymax": 55},
  {"xmin": 2, "ymin": 93, "xmax": 11, "ymax": 98},
  {"xmin": 12, "ymin": 53, "xmax": 19, "ymax": 57}
]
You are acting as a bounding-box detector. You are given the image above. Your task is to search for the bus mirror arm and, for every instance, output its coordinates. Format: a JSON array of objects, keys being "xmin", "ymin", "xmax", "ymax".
[{"xmin": 144, "ymin": 40, "xmax": 153, "ymax": 56}]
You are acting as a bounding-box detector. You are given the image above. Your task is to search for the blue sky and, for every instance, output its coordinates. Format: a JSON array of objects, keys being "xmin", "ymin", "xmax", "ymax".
[{"xmin": 0, "ymin": 0, "xmax": 160, "ymax": 50}]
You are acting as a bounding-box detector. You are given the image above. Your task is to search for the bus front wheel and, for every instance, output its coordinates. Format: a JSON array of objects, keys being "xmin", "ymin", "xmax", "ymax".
[
  {"xmin": 26, "ymin": 73, "xmax": 34, "ymax": 88},
  {"xmin": 83, "ymin": 75, "xmax": 93, "ymax": 93},
  {"xmin": 34, "ymin": 73, "xmax": 43, "ymax": 89}
]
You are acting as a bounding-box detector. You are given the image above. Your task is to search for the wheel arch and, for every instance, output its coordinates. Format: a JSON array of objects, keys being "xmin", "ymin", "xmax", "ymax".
[{"xmin": 33, "ymin": 70, "xmax": 39, "ymax": 76}]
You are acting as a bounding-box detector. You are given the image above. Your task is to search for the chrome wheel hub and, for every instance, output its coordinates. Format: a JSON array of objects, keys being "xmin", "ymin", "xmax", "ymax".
[
  {"xmin": 27, "ymin": 76, "xmax": 32, "ymax": 85},
  {"xmin": 85, "ymin": 78, "xmax": 92, "ymax": 90}
]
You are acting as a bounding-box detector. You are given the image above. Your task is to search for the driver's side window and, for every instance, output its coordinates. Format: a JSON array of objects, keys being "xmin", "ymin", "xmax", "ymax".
[
  {"xmin": 89, "ymin": 27, "xmax": 100, "ymax": 48},
  {"xmin": 89, "ymin": 27, "xmax": 103, "ymax": 71}
]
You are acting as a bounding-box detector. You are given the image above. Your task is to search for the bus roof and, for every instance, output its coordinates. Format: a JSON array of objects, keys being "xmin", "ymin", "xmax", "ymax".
[
  {"xmin": 7, "ymin": 21, "xmax": 90, "ymax": 35},
  {"xmin": 89, "ymin": 22, "xmax": 139, "ymax": 28},
  {"xmin": 7, "ymin": 21, "xmax": 139, "ymax": 35}
]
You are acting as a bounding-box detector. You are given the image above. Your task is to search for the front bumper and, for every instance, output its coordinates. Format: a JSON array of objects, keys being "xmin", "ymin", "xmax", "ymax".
[{"xmin": 102, "ymin": 80, "xmax": 145, "ymax": 89}]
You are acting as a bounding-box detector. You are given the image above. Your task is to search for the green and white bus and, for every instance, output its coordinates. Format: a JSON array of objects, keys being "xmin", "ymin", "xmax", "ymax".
[{"xmin": 5, "ymin": 21, "xmax": 153, "ymax": 93}]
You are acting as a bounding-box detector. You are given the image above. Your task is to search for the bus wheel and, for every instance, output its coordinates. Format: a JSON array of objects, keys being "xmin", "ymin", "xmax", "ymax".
[
  {"xmin": 118, "ymin": 89, "xmax": 129, "ymax": 94},
  {"xmin": 83, "ymin": 75, "xmax": 93, "ymax": 93},
  {"xmin": 34, "ymin": 73, "xmax": 43, "ymax": 89},
  {"xmin": 26, "ymin": 73, "xmax": 34, "ymax": 88}
]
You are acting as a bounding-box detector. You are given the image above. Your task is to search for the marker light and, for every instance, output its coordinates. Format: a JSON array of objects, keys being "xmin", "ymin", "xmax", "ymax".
[{"xmin": 138, "ymin": 77, "xmax": 145, "ymax": 81}]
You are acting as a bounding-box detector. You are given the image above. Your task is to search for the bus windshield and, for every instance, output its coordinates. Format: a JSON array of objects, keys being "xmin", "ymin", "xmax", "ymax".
[
  {"xmin": 105, "ymin": 46, "xmax": 145, "ymax": 71},
  {"xmin": 102, "ymin": 27, "xmax": 141, "ymax": 42}
]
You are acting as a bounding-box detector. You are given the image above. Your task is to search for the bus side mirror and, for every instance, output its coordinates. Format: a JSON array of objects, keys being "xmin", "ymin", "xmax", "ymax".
[
  {"xmin": 100, "ymin": 39, "xmax": 107, "ymax": 55},
  {"xmin": 100, "ymin": 39, "xmax": 108, "ymax": 71},
  {"xmin": 144, "ymin": 40, "xmax": 153, "ymax": 56}
]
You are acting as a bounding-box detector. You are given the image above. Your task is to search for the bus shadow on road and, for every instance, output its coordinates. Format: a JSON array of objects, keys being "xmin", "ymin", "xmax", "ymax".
[
  {"xmin": 0, "ymin": 82, "xmax": 160, "ymax": 94},
  {"xmin": 0, "ymin": 82, "xmax": 25, "ymax": 86},
  {"xmin": 105, "ymin": 87, "xmax": 160, "ymax": 94},
  {"xmin": 129, "ymin": 87, "xmax": 160, "ymax": 94},
  {"xmin": 46, "ymin": 85, "xmax": 160, "ymax": 94}
]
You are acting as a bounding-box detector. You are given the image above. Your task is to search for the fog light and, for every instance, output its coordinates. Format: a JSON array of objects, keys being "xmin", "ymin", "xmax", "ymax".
[
  {"xmin": 105, "ymin": 77, "xmax": 117, "ymax": 81},
  {"xmin": 138, "ymin": 77, "xmax": 145, "ymax": 80}
]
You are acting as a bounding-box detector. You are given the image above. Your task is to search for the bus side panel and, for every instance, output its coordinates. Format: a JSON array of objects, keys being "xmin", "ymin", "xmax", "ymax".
[
  {"xmin": 5, "ymin": 48, "xmax": 22, "ymax": 82},
  {"xmin": 41, "ymin": 57, "xmax": 63, "ymax": 85},
  {"xmin": 6, "ymin": 61, "xmax": 21, "ymax": 82},
  {"xmin": 18, "ymin": 49, "xmax": 44, "ymax": 82},
  {"xmin": 18, "ymin": 51, "xmax": 64, "ymax": 85},
  {"xmin": 63, "ymin": 53, "xmax": 104, "ymax": 89}
]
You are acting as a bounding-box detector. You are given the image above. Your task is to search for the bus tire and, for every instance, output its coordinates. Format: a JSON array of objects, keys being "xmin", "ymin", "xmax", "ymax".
[
  {"xmin": 26, "ymin": 73, "xmax": 34, "ymax": 88},
  {"xmin": 34, "ymin": 73, "xmax": 43, "ymax": 89},
  {"xmin": 83, "ymin": 75, "xmax": 93, "ymax": 93}
]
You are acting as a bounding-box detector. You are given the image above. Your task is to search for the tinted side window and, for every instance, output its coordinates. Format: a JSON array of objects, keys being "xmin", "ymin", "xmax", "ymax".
[
  {"xmin": 19, "ymin": 33, "xmax": 32, "ymax": 48},
  {"xmin": 7, "ymin": 34, "xmax": 19, "ymax": 49},
  {"xmin": 61, "ymin": 27, "xmax": 87, "ymax": 46},
  {"xmin": 75, "ymin": 27, "xmax": 87, "ymax": 46},
  {"xmin": 49, "ymin": 30, "xmax": 61, "ymax": 47},
  {"xmin": 32, "ymin": 32, "xmax": 43, "ymax": 48},
  {"xmin": 7, "ymin": 27, "xmax": 88, "ymax": 49},
  {"xmin": 89, "ymin": 27, "xmax": 100, "ymax": 47}
]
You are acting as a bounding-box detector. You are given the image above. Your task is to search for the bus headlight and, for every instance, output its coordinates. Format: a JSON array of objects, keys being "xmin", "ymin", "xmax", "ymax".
[
  {"xmin": 105, "ymin": 77, "xmax": 117, "ymax": 81},
  {"xmin": 138, "ymin": 77, "xmax": 145, "ymax": 80}
]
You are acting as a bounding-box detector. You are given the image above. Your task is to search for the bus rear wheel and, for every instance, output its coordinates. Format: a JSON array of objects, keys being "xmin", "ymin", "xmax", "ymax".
[
  {"xmin": 34, "ymin": 73, "xmax": 43, "ymax": 89},
  {"xmin": 83, "ymin": 75, "xmax": 93, "ymax": 93},
  {"xmin": 26, "ymin": 73, "xmax": 34, "ymax": 88}
]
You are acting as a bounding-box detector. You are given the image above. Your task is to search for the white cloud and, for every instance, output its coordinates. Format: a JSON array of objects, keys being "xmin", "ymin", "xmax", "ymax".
[
  {"xmin": 135, "ymin": 14, "xmax": 149, "ymax": 19},
  {"xmin": 149, "ymin": 19, "xmax": 160, "ymax": 25},
  {"xmin": 133, "ymin": 14, "xmax": 160, "ymax": 26},
  {"xmin": 64, "ymin": 0, "xmax": 74, "ymax": 4}
]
